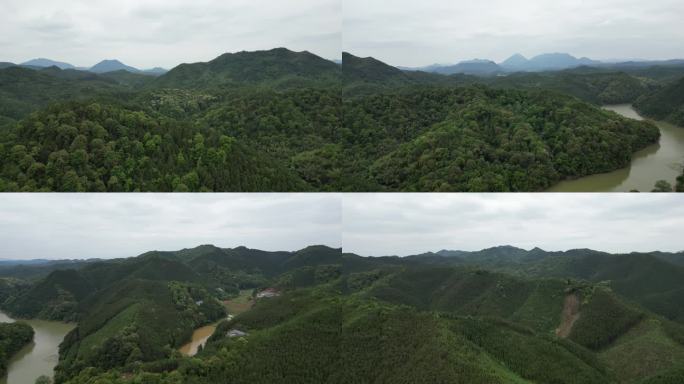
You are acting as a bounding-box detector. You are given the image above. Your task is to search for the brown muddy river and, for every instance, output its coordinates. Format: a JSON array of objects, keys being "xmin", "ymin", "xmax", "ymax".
[{"xmin": 178, "ymin": 324, "xmax": 217, "ymax": 356}]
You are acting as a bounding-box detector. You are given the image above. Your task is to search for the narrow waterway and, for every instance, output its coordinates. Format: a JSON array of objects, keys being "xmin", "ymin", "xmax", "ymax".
[
  {"xmin": 178, "ymin": 324, "xmax": 217, "ymax": 357},
  {"xmin": 549, "ymin": 105, "xmax": 684, "ymax": 192},
  {"xmin": 0, "ymin": 310, "xmax": 74, "ymax": 384}
]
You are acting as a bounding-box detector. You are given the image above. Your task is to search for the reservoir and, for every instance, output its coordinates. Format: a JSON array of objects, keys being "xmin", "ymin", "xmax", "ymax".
[
  {"xmin": 549, "ymin": 104, "xmax": 684, "ymax": 192},
  {"xmin": 0, "ymin": 311, "xmax": 75, "ymax": 384}
]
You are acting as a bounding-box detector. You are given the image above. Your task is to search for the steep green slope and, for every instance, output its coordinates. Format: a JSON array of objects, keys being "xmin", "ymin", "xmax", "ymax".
[
  {"xmin": 568, "ymin": 288, "xmax": 645, "ymax": 350},
  {"xmin": 600, "ymin": 317, "xmax": 684, "ymax": 383},
  {"xmin": 523, "ymin": 253, "xmax": 684, "ymax": 323},
  {"xmin": 61, "ymin": 288, "xmax": 613, "ymax": 384},
  {"xmin": 342, "ymin": 52, "xmax": 471, "ymax": 95},
  {"xmin": 3, "ymin": 269, "xmax": 94, "ymax": 321},
  {"xmin": 409, "ymin": 248, "xmax": 684, "ymax": 326},
  {"xmin": 634, "ymin": 77, "xmax": 684, "ymax": 126},
  {"xmin": 56, "ymin": 279, "xmax": 225, "ymax": 382},
  {"xmin": 2, "ymin": 245, "xmax": 679, "ymax": 384}
]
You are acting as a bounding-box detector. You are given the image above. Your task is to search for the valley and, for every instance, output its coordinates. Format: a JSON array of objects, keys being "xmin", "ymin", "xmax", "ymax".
[
  {"xmin": 1, "ymin": 48, "xmax": 684, "ymax": 192},
  {"xmin": 1, "ymin": 244, "xmax": 683, "ymax": 383}
]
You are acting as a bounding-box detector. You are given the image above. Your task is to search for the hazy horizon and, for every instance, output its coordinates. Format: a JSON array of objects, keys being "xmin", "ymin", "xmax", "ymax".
[
  {"xmin": 343, "ymin": 194, "xmax": 684, "ymax": 257},
  {"xmin": 0, "ymin": 194, "xmax": 342, "ymax": 260},
  {"xmin": 343, "ymin": 0, "xmax": 684, "ymax": 67},
  {"xmin": 0, "ymin": 0, "xmax": 341, "ymax": 69},
  {"xmin": 3, "ymin": 194, "xmax": 684, "ymax": 260},
  {"xmin": 4, "ymin": 47, "xmax": 339, "ymax": 71}
]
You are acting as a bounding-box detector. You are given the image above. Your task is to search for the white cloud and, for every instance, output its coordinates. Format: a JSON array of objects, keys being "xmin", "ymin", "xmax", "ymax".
[
  {"xmin": 0, "ymin": 194, "xmax": 342, "ymax": 260},
  {"xmin": 343, "ymin": 0, "xmax": 684, "ymax": 66},
  {"xmin": 2, "ymin": 193, "xmax": 682, "ymax": 260},
  {"xmin": 342, "ymin": 193, "xmax": 684, "ymax": 256},
  {"xmin": 0, "ymin": 0, "xmax": 341, "ymax": 68}
]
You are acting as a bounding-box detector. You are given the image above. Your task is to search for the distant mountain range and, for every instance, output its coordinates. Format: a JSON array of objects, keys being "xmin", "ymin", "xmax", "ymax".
[
  {"xmin": 401, "ymin": 52, "xmax": 684, "ymax": 76},
  {"xmin": 7, "ymin": 57, "xmax": 169, "ymax": 76},
  {"xmin": 8, "ymin": 52, "xmax": 684, "ymax": 78},
  {"xmin": 21, "ymin": 58, "xmax": 76, "ymax": 70}
]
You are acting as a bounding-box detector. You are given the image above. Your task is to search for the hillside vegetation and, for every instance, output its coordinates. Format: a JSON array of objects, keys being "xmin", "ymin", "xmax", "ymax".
[
  {"xmin": 634, "ymin": 77, "xmax": 684, "ymax": 126},
  {"xmin": 343, "ymin": 87, "xmax": 658, "ymax": 191},
  {"xmin": 2, "ymin": 245, "xmax": 684, "ymax": 383},
  {"xmin": 0, "ymin": 322, "xmax": 34, "ymax": 377},
  {"xmin": 3, "ymin": 49, "xmax": 680, "ymax": 191}
]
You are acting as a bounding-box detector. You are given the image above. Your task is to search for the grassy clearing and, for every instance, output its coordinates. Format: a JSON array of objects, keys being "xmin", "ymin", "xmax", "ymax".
[{"xmin": 223, "ymin": 289, "xmax": 254, "ymax": 315}]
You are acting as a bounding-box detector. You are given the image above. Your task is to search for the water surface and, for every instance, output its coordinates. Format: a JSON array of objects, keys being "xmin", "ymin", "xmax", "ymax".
[
  {"xmin": 0, "ymin": 310, "xmax": 74, "ymax": 384},
  {"xmin": 549, "ymin": 105, "xmax": 684, "ymax": 192},
  {"xmin": 179, "ymin": 324, "xmax": 217, "ymax": 356}
]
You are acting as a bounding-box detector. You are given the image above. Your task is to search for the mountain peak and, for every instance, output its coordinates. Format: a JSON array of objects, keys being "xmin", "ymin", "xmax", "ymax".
[
  {"xmin": 90, "ymin": 59, "xmax": 140, "ymax": 74},
  {"xmin": 21, "ymin": 58, "xmax": 75, "ymax": 70},
  {"xmin": 501, "ymin": 53, "xmax": 528, "ymax": 67}
]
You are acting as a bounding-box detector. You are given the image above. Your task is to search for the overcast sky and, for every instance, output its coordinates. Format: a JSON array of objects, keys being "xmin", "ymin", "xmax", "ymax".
[
  {"xmin": 0, "ymin": 194, "xmax": 341, "ymax": 260},
  {"xmin": 0, "ymin": 0, "xmax": 341, "ymax": 69},
  {"xmin": 343, "ymin": 194, "xmax": 684, "ymax": 256},
  {"xmin": 343, "ymin": 0, "xmax": 684, "ymax": 67}
]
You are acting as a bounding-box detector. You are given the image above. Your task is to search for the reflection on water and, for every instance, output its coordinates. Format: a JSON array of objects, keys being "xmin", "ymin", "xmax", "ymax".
[
  {"xmin": 549, "ymin": 105, "xmax": 684, "ymax": 192},
  {"xmin": 0, "ymin": 311, "xmax": 74, "ymax": 384}
]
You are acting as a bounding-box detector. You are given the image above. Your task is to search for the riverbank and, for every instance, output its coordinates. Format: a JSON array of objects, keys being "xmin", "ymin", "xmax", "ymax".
[
  {"xmin": 0, "ymin": 311, "xmax": 74, "ymax": 384},
  {"xmin": 549, "ymin": 104, "xmax": 684, "ymax": 192}
]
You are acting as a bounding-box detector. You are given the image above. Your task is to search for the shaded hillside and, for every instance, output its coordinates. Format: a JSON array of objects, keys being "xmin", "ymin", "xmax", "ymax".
[
  {"xmin": 0, "ymin": 259, "xmax": 96, "ymax": 280},
  {"xmin": 3, "ymin": 269, "xmax": 94, "ymax": 321},
  {"xmin": 0, "ymin": 322, "xmax": 34, "ymax": 377},
  {"xmin": 342, "ymin": 52, "xmax": 471, "ymax": 94},
  {"xmin": 4, "ymin": 244, "xmax": 684, "ymax": 383},
  {"xmin": 342, "ymin": 52, "xmax": 415, "ymax": 85},
  {"xmin": 66, "ymin": 282, "xmax": 684, "ymax": 384},
  {"xmin": 363, "ymin": 265, "xmax": 568, "ymax": 332},
  {"xmin": 408, "ymin": 247, "xmax": 684, "ymax": 323},
  {"xmin": 0, "ymin": 66, "xmax": 127, "ymax": 126},
  {"xmin": 634, "ymin": 77, "xmax": 684, "ymax": 126}
]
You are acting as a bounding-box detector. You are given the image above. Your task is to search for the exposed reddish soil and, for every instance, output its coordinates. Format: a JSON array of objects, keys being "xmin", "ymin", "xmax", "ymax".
[{"xmin": 556, "ymin": 293, "xmax": 580, "ymax": 338}]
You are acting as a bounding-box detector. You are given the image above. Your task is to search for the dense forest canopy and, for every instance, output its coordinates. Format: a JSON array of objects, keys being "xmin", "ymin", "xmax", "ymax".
[
  {"xmin": 2, "ymin": 48, "xmax": 683, "ymax": 191},
  {"xmin": 2, "ymin": 244, "xmax": 684, "ymax": 383},
  {"xmin": 0, "ymin": 321, "xmax": 34, "ymax": 377}
]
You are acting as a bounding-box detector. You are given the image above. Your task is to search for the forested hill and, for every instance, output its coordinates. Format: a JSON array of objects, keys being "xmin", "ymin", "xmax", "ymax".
[
  {"xmin": 341, "ymin": 52, "xmax": 674, "ymax": 104},
  {"xmin": 0, "ymin": 66, "xmax": 134, "ymax": 126},
  {"xmin": 0, "ymin": 322, "xmax": 34, "ymax": 377},
  {"xmin": 634, "ymin": 77, "xmax": 684, "ymax": 126},
  {"xmin": 2, "ymin": 49, "xmax": 682, "ymax": 192},
  {"xmin": 5, "ymin": 243, "xmax": 681, "ymax": 383},
  {"xmin": 343, "ymin": 86, "xmax": 659, "ymax": 191},
  {"xmin": 406, "ymin": 246, "xmax": 684, "ymax": 322},
  {"xmin": 342, "ymin": 52, "xmax": 471, "ymax": 94},
  {"xmin": 0, "ymin": 245, "xmax": 347, "ymax": 382},
  {"xmin": 151, "ymin": 48, "xmax": 341, "ymax": 90}
]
